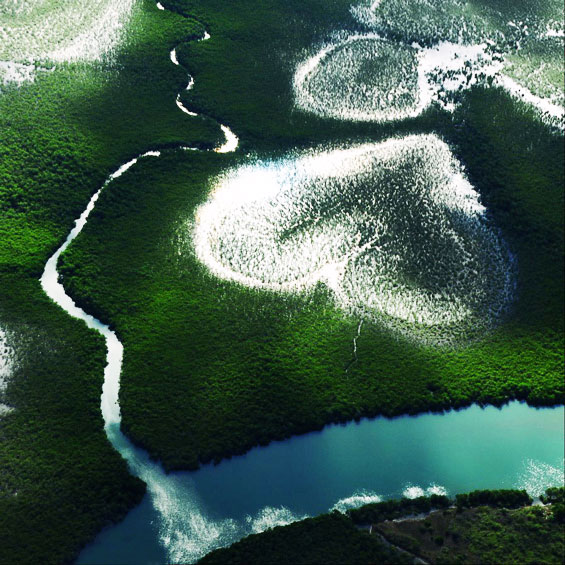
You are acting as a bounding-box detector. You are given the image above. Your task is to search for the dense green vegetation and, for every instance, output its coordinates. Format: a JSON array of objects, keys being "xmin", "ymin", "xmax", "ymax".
[
  {"xmin": 347, "ymin": 490, "xmax": 535, "ymax": 528},
  {"xmin": 200, "ymin": 489, "xmax": 565, "ymax": 565},
  {"xmin": 58, "ymin": 0, "xmax": 564, "ymax": 471},
  {"xmin": 0, "ymin": 278, "xmax": 145, "ymax": 565},
  {"xmin": 198, "ymin": 512, "xmax": 412, "ymax": 565},
  {"xmin": 540, "ymin": 487, "xmax": 565, "ymax": 523},
  {"xmin": 455, "ymin": 489, "xmax": 532, "ymax": 509},
  {"xmin": 0, "ymin": 1, "xmax": 221, "ymax": 562},
  {"xmin": 348, "ymin": 494, "xmax": 451, "ymax": 524},
  {"xmin": 378, "ymin": 499, "xmax": 564, "ymax": 564},
  {"xmin": 1, "ymin": 0, "xmax": 563, "ymax": 562}
]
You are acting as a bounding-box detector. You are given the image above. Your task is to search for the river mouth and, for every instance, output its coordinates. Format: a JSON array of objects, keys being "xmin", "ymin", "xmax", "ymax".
[{"xmin": 78, "ymin": 401, "xmax": 564, "ymax": 564}]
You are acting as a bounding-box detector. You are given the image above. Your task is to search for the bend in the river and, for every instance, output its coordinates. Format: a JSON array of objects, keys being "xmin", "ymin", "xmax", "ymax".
[{"xmin": 39, "ymin": 0, "xmax": 238, "ymax": 509}]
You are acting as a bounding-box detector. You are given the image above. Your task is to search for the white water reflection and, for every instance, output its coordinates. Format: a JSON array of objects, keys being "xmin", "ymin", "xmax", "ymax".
[
  {"xmin": 402, "ymin": 484, "xmax": 448, "ymax": 500},
  {"xmin": 168, "ymin": 35, "xmax": 239, "ymax": 151},
  {"xmin": 35, "ymin": 1, "xmax": 243, "ymax": 560},
  {"xmin": 79, "ymin": 403, "xmax": 564, "ymax": 564},
  {"xmin": 516, "ymin": 459, "xmax": 564, "ymax": 498},
  {"xmin": 216, "ymin": 124, "xmax": 240, "ymax": 154},
  {"xmin": 107, "ymin": 424, "xmax": 241, "ymax": 562},
  {"xmin": 39, "ymin": 142, "xmax": 248, "ymax": 561},
  {"xmin": 40, "ymin": 152, "xmax": 161, "ymax": 427},
  {"xmin": 331, "ymin": 490, "xmax": 382, "ymax": 513},
  {"xmin": 31, "ymin": 1, "xmax": 561, "ymax": 562},
  {"xmin": 102, "ymin": 423, "xmax": 307, "ymax": 561},
  {"xmin": 193, "ymin": 134, "xmax": 514, "ymax": 345},
  {"xmin": 246, "ymin": 506, "xmax": 307, "ymax": 535}
]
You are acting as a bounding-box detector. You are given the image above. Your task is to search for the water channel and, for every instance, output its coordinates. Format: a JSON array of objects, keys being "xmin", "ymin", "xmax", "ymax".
[
  {"xmin": 79, "ymin": 402, "xmax": 564, "ymax": 564},
  {"xmin": 31, "ymin": 3, "xmax": 561, "ymax": 563}
]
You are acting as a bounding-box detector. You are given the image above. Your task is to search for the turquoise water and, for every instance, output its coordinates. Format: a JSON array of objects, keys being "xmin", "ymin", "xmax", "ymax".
[{"xmin": 78, "ymin": 402, "xmax": 564, "ymax": 564}]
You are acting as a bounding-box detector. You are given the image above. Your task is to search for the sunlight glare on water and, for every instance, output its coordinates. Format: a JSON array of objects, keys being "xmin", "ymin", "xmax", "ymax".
[
  {"xmin": 331, "ymin": 491, "xmax": 382, "ymax": 513},
  {"xmin": 0, "ymin": 0, "xmax": 136, "ymax": 85},
  {"xmin": 79, "ymin": 403, "xmax": 564, "ymax": 564},
  {"xmin": 193, "ymin": 134, "xmax": 515, "ymax": 345}
]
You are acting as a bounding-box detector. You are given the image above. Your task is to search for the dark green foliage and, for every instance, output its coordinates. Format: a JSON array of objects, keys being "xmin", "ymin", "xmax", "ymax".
[
  {"xmin": 0, "ymin": 0, "xmax": 563, "ymax": 563},
  {"xmin": 200, "ymin": 490, "xmax": 564, "ymax": 565},
  {"xmin": 198, "ymin": 512, "xmax": 412, "ymax": 565},
  {"xmin": 348, "ymin": 495, "xmax": 451, "ymax": 525},
  {"xmin": 0, "ymin": 280, "xmax": 146, "ymax": 565},
  {"xmin": 541, "ymin": 487, "xmax": 565, "ymax": 523},
  {"xmin": 0, "ymin": 1, "xmax": 221, "ymax": 562},
  {"xmin": 161, "ymin": 0, "xmax": 451, "ymax": 152},
  {"xmin": 455, "ymin": 489, "xmax": 533, "ymax": 509},
  {"xmin": 551, "ymin": 504, "xmax": 565, "ymax": 524},
  {"xmin": 379, "ymin": 503, "xmax": 564, "ymax": 564},
  {"xmin": 540, "ymin": 486, "xmax": 565, "ymax": 504},
  {"xmin": 58, "ymin": 0, "xmax": 563, "ymax": 472}
]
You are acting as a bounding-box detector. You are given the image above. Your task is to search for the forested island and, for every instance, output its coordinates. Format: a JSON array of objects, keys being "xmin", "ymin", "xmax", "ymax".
[
  {"xmin": 201, "ymin": 489, "xmax": 565, "ymax": 564},
  {"xmin": 59, "ymin": 0, "xmax": 563, "ymax": 474}
]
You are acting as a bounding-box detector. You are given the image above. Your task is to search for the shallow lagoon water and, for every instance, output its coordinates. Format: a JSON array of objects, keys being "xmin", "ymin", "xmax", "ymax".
[{"xmin": 79, "ymin": 402, "xmax": 564, "ymax": 564}]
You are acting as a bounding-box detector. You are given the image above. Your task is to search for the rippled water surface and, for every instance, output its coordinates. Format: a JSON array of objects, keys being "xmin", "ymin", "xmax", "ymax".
[{"xmin": 79, "ymin": 402, "xmax": 564, "ymax": 564}]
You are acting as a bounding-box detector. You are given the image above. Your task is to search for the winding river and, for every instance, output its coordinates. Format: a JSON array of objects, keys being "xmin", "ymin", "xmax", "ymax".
[
  {"xmin": 41, "ymin": 9, "xmax": 239, "ymax": 433},
  {"xmin": 36, "ymin": 3, "xmax": 564, "ymax": 564}
]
